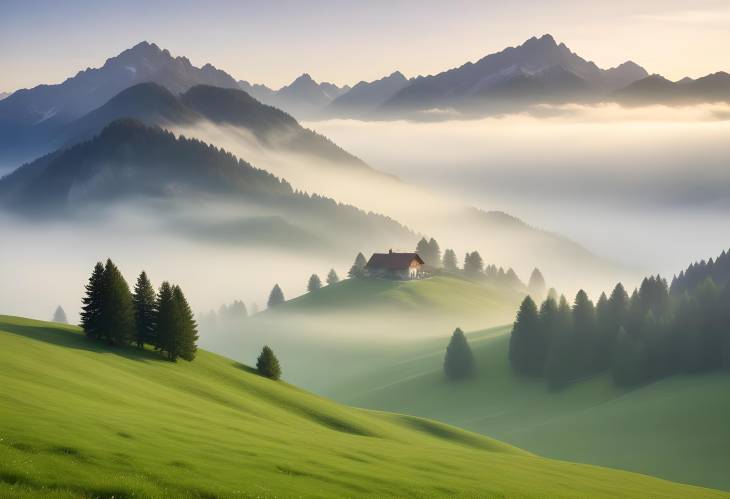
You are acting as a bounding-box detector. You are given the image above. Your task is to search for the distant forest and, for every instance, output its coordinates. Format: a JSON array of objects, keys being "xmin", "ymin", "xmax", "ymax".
[{"xmin": 509, "ymin": 249, "xmax": 730, "ymax": 388}]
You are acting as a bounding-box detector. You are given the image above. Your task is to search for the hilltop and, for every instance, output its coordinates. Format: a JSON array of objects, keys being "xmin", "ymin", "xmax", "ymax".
[{"xmin": 1, "ymin": 315, "xmax": 727, "ymax": 498}]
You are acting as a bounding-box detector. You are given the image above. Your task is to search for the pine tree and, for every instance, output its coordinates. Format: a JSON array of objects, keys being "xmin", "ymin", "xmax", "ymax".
[
  {"xmin": 257, "ymin": 345, "xmax": 282, "ymax": 380},
  {"xmin": 132, "ymin": 271, "xmax": 156, "ymax": 348},
  {"xmin": 80, "ymin": 262, "xmax": 105, "ymax": 339},
  {"xmin": 172, "ymin": 285, "xmax": 198, "ymax": 361},
  {"xmin": 326, "ymin": 269, "xmax": 339, "ymax": 286},
  {"xmin": 544, "ymin": 295, "xmax": 576, "ymax": 389},
  {"xmin": 572, "ymin": 289, "xmax": 596, "ymax": 375},
  {"xmin": 442, "ymin": 249, "xmax": 458, "ymax": 272},
  {"xmin": 463, "ymin": 251, "xmax": 484, "ymax": 277},
  {"xmin": 509, "ymin": 296, "xmax": 542, "ymax": 375},
  {"xmin": 53, "ymin": 305, "xmax": 68, "ymax": 324},
  {"xmin": 307, "ymin": 274, "xmax": 322, "ymax": 292},
  {"xmin": 267, "ymin": 284, "xmax": 285, "ymax": 308},
  {"xmin": 98, "ymin": 259, "xmax": 134, "ymax": 346},
  {"xmin": 428, "ymin": 238, "xmax": 441, "ymax": 268},
  {"xmin": 443, "ymin": 328, "xmax": 475, "ymax": 380},
  {"xmin": 155, "ymin": 282, "xmax": 176, "ymax": 358},
  {"xmin": 416, "ymin": 237, "xmax": 430, "ymax": 261},
  {"xmin": 348, "ymin": 252, "xmax": 367, "ymax": 278},
  {"xmin": 528, "ymin": 268, "xmax": 546, "ymax": 301},
  {"xmin": 547, "ymin": 287, "xmax": 559, "ymax": 302}
]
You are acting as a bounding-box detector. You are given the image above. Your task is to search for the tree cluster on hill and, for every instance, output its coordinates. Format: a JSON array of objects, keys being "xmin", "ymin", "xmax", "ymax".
[
  {"xmin": 443, "ymin": 328, "xmax": 476, "ymax": 380},
  {"xmin": 509, "ymin": 249, "xmax": 730, "ymax": 389},
  {"xmin": 412, "ymin": 236, "xmax": 531, "ymax": 290},
  {"xmin": 80, "ymin": 260, "xmax": 198, "ymax": 362},
  {"xmin": 670, "ymin": 250, "xmax": 730, "ymax": 296}
]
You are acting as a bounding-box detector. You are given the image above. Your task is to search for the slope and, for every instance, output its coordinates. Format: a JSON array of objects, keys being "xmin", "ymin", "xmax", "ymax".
[
  {"xmin": 1, "ymin": 315, "xmax": 727, "ymax": 498},
  {"xmin": 327, "ymin": 326, "xmax": 730, "ymax": 492}
]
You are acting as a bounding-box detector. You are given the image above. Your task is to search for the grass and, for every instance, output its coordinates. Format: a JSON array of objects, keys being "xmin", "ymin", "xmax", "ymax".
[
  {"xmin": 327, "ymin": 325, "xmax": 730, "ymax": 492},
  {"xmin": 1, "ymin": 316, "xmax": 728, "ymax": 497},
  {"xmin": 278, "ymin": 274, "xmax": 523, "ymax": 320}
]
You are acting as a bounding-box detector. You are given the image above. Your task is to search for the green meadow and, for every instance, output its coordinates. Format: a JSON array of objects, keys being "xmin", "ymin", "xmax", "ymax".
[
  {"xmin": 1, "ymin": 315, "xmax": 728, "ymax": 498},
  {"xmin": 328, "ymin": 325, "xmax": 730, "ymax": 492}
]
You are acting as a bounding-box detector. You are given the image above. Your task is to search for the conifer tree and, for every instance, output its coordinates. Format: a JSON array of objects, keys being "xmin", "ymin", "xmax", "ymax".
[
  {"xmin": 544, "ymin": 295, "xmax": 576, "ymax": 389},
  {"xmin": 172, "ymin": 285, "xmax": 198, "ymax": 361},
  {"xmin": 307, "ymin": 274, "xmax": 322, "ymax": 292},
  {"xmin": 80, "ymin": 261, "xmax": 105, "ymax": 339},
  {"xmin": 572, "ymin": 289, "xmax": 596, "ymax": 375},
  {"xmin": 443, "ymin": 328, "xmax": 475, "ymax": 380},
  {"xmin": 326, "ymin": 269, "xmax": 339, "ymax": 285},
  {"xmin": 132, "ymin": 271, "xmax": 157, "ymax": 348},
  {"xmin": 612, "ymin": 327, "xmax": 647, "ymax": 386},
  {"xmin": 528, "ymin": 268, "xmax": 547, "ymax": 301},
  {"xmin": 416, "ymin": 237, "xmax": 430, "ymax": 260},
  {"xmin": 257, "ymin": 345, "xmax": 282, "ymax": 380},
  {"xmin": 442, "ymin": 249, "xmax": 458, "ymax": 272},
  {"xmin": 53, "ymin": 305, "xmax": 68, "ymax": 324},
  {"xmin": 428, "ymin": 238, "xmax": 442, "ymax": 268},
  {"xmin": 463, "ymin": 251, "xmax": 484, "ymax": 277},
  {"xmin": 509, "ymin": 296, "xmax": 542, "ymax": 375},
  {"xmin": 547, "ymin": 287, "xmax": 559, "ymax": 302},
  {"xmin": 348, "ymin": 252, "xmax": 368, "ymax": 278},
  {"xmin": 267, "ymin": 284, "xmax": 285, "ymax": 308},
  {"xmin": 98, "ymin": 259, "xmax": 134, "ymax": 345},
  {"xmin": 155, "ymin": 281, "xmax": 176, "ymax": 357}
]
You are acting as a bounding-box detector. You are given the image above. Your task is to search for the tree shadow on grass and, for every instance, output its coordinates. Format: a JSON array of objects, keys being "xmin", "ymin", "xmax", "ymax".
[{"xmin": 0, "ymin": 319, "xmax": 166, "ymax": 363}]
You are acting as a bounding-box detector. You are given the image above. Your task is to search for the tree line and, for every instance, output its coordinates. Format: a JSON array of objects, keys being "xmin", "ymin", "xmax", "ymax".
[
  {"xmin": 80, "ymin": 259, "xmax": 198, "ymax": 362},
  {"xmin": 509, "ymin": 250, "xmax": 730, "ymax": 388}
]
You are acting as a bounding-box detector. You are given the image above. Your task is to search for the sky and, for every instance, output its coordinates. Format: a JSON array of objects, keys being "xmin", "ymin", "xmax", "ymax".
[{"xmin": 2, "ymin": 0, "xmax": 730, "ymax": 92}]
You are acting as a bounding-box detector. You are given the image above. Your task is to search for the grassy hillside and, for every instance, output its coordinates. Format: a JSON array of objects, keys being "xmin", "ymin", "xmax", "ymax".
[
  {"xmin": 328, "ymin": 326, "xmax": 730, "ymax": 492},
  {"xmin": 1, "ymin": 317, "xmax": 727, "ymax": 498},
  {"xmin": 206, "ymin": 276, "xmax": 524, "ymax": 390},
  {"xmin": 278, "ymin": 275, "xmax": 523, "ymax": 318}
]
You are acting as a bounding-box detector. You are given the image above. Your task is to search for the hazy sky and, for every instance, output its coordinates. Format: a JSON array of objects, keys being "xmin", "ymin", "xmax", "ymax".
[{"xmin": 2, "ymin": 0, "xmax": 729, "ymax": 92}]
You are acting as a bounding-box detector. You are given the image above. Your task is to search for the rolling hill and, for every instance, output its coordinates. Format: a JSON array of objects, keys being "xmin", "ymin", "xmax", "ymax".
[
  {"xmin": 326, "ymin": 326, "xmax": 730, "ymax": 492},
  {"xmin": 205, "ymin": 275, "xmax": 525, "ymax": 391},
  {"xmin": 1, "ymin": 315, "xmax": 728, "ymax": 498}
]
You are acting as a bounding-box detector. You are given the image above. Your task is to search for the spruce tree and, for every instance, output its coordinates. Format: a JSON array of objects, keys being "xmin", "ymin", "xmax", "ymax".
[
  {"xmin": 509, "ymin": 296, "xmax": 541, "ymax": 375},
  {"xmin": 442, "ymin": 249, "xmax": 458, "ymax": 272},
  {"xmin": 416, "ymin": 237, "xmax": 430, "ymax": 261},
  {"xmin": 528, "ymin": 268, "xmax": 547, "ymax": 301},
  {"xmin": 428, "ymin": 238, "xmax": 442, "ymax": 268},
  {"xmin": 326, "ymin": 269, "xmax": 339, "ymax": 286},
  {"xmin": 572, "ymin": 290, "xmax": 596, "ymax": 375},
  {"xmin": 53, "ymin": 305, "xmax": 68, "ymax": 324},
  {"xmin": 155, "ymin": 282, "xmax": 176, "ymax": 358},
  {"xmin": 348, "ymin": 252, "xmax": 367, "ymax": 278},
  {"xmin": 172, "ymin": 285, "xmax": 198, "ymax": 361},
  {"xmin": 307, "ymin": 274, "xmax": 322, "ymax": 292},
  {"xmin": 463, "ymin": 251, "xmax": 484, "ymax": 277},
  {"xmin": 80, "ymin": 261, "xmax": 105, "ymax": 339},
  {"xmin": 267, "ymin": 284, "xmax": 285, "ymax": 308},
  {"xmin": 443, "ymin": 328, "xmax": 475, "ymax": 380},
  {"xmin": 98, "ymin": 259, "xmax": 135, "ymax": 345},
  {"xmin": 132, "ymin": 271, "xmax": 156, "ymax": 348},
  {"xmin": 257, "ymin": 345, "xmax": 282, "ymax": 380},
  {"xmin": 544, "ymin": 295, "xmax": 576, "ymax": 389}
]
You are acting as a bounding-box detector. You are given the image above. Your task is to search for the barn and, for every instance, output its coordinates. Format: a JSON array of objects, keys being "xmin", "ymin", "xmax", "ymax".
[{"xmin": 365, "ymin": 250, "xmax": 425, "ymax": 280}]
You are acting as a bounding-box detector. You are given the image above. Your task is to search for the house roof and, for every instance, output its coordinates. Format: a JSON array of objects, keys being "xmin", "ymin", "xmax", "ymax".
[{"xmin": 366, "ymin": 251, "xmax": 424, "ymax": 270}]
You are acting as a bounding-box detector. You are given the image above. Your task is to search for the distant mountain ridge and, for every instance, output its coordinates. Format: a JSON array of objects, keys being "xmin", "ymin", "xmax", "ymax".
[
  {"xmin": 615, "ymin": 71, "xmax": 730, "ymax": 105},
  {"xmin": 0, "ymin": 119, "xmax": 411, "ymax": 252},
  {"xmin": 378, "ymin": 34, "xmax": 649, "ymax": 115},
  {"xmin": 61, "ymin": 82, "xmax": 370, "ymax": 170}
]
